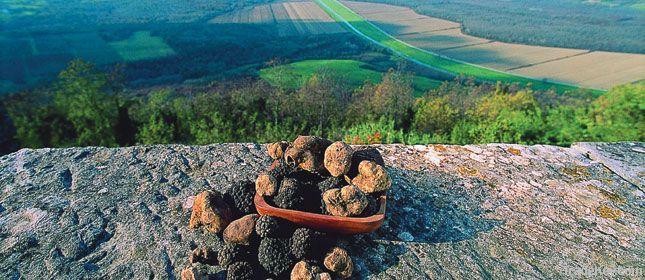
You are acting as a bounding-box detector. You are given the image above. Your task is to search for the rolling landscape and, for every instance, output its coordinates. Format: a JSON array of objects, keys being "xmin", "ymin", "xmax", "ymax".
[
  {"xmin": 0, "ymin": 0, "xmax": 643, "ymax": 155},
  {"xmin": 0, "ymin": 1, "xmax": 644, "ymax": 279}
]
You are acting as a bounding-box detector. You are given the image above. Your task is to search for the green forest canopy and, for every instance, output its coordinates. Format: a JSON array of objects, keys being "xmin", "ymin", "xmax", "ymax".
[{"xmin": 0, "ymin": 60, "xmax": 643, "ymax": 155}]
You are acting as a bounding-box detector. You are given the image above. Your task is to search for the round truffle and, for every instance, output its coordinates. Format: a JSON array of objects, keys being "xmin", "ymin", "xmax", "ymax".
[
  {"xmin": 223, "ymin": 214, "xmax": 259, "ymax": 245},
  {"xmin": 324, "ymin": 142, "xmax": 353, "ymax": 177},
  {"xmin": 351, "ymin": 160, "xmax": 392, "ymax": 194},
  {"xmin": 217, "ymin": 244, "xmax": 250, "ymax": 266},
  {"xmin": 256, "ymin": 172, "xmax": 279, "ymax": 196},
  {"xmin": 226, "ymin": 180, "xmax": 256, "ymax": 215},
  {"xmin": 267, "ymin": 141, "xmax": 289, "ymax": 160},
  {"xmin": 290, "ymin": 228, "xmax": 329, "ymax": 260},
  {"xmin": 324, "ymin": 247, "xmax": 353, "ymax": 279},
  {"xmin": 258, "ymin": 238, "xmax": 294, "ymax": 277},
  {"xmin": 322, "ymin": 185, "xmax": 368, "ymax": 217},
  {"xmin": 255, "ymin": 215, "xmax": 292, "ymax": 238},
  {"xmin": 227, "ymin": 261, "xmax": 255, "ymax": 280}
]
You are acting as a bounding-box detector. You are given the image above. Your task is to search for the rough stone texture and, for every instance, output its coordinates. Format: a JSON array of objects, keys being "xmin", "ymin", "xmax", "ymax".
[
  {"xmin": 0, "ymin": 142, "xmax": 643, "ymax": 279},
  {"xmin": 572, "ymin": 142, "xmax": 644, "ymax": 191}
]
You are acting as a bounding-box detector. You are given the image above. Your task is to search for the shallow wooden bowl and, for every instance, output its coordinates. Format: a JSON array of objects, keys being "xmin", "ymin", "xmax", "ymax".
[{"xmin": 254, "ymin": 193, "xmax": 386, "ymax": 235}]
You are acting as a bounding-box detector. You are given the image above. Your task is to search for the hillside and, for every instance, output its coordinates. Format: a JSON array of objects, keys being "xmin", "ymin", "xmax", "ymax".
[
  {"xmin": 0, "ymin": 142, "xmax": 643, "ymax": 278},
  {"xmin": 356, "ymin": 0, "xmax": 645, "ymax": 54},
  {"xmin": 317, "ymin": 0, "xmax": 645, "ymax": 90}
]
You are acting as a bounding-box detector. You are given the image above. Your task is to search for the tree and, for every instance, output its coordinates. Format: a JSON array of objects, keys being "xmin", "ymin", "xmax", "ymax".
[
  {"xmin": 587, "ymin": 83, "xmax": 644, "ymax": 141},
  {"xmin": 53, "ymin": 59, "xmax": 121, "ymax": 147}
]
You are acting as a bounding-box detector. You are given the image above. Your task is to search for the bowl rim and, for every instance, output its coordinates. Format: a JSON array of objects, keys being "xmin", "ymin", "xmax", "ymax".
[{"xmin": 254, "ymin": 193, "xmax": 387, "ymax": 223}]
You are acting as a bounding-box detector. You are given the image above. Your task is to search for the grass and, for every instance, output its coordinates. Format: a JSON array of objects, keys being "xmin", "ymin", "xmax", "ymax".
[
  {"xmin": 314, "ymin": 0, "xmax": 598, "ymax": 93},
  {"xmin": 108, "ymin": 31, "xmax": 176, "ymax": 62},
  {"xmin": 259, "ymin": 59, "xmax": 443, "ymax": 96}
]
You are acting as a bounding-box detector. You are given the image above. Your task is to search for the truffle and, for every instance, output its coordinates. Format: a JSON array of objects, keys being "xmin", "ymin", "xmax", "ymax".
[
  {"xmin": 223, "ymin": 214, "xmax": 259, "ymax": 245},
  {"xmin": 322, "ymin": 185, "xmax": 368, "ymax": 217},
  {"xmin": 323, "ymin": 247, "xmax": 353, "ymax": 279},
  {"xmin": 290, "ymin": 228, "xmax": 329, "ymax": 261},
  {"xmin": 267, "ymin": 141, "xmax": 289, "ymax": 160},
  {"xmin": 317, "ymin": 176, "xmax": 344, "ymax": 193},
  {"xmin": 189, "ymin": 190, "xmax": 234, "ymax": 234},
  {"xmin": 226, "ymin": 180, "xmax": 256, "ymax": 215},
  {"xmin": 291, "ymin": 261, "xmax": 324, "ymax": 280},
  {"xmin": 359, "ymin": 195, "xmax": 379, "ymax": 217},
  {"xmin": 258, "ymin": 238, "xmax": 294, "ymax": 277},
  {"xmin": 180, "ymin": 266, "xmax": 208, "ymax": 280},
  {"xmin": 273, "ymin": 178, "xmax": 305, "ymax": 210},
  {"xmin": 348, "ymin": 147, "xmax": 385, "ymax": 178},
  {"xmin": 256, "ymin": 172, "xmax": 279, "ymax": 196},
  {"xmin": 351, "ymin": 160, "xmax": 391, "ymax": 194},
  {"xmin": 188, "ymin": 246, "xmax": 218, "ymax": 266},
  {"xmin": 324, "ymin": 142, "xmax": 353, "ymax": 177},
  {"xmin": 255, "ymin": 215, "xmax": 292, "ymax": 238},
  {"xmin": 217, "ymin": 244, "xmax": 250, "ymax": 266},
  {"xmin": 227, "ymin": 262, "xmax": 255, "ymax": 280},
  {"xmin": 285, "ymin": 147, "xmax": 325, "ymax": 172},
  {"xmin": 292, "ymin": 136, "xmax": 332, "ymax": 153}
]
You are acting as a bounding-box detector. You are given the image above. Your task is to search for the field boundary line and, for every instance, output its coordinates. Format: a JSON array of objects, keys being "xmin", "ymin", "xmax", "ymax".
[
  {"xmin": 315, "ymin": 0, "xmax": 606, "ymax": 92},
  {"xmin": 505, "ymin": 50, "xmax": 594, "ymax": 71}
]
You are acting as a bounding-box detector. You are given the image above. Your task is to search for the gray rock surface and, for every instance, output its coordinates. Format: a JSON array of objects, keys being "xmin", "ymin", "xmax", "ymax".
[{"xmin": 0, "ymin": 143, "xmax": 643, "ymax": 279}]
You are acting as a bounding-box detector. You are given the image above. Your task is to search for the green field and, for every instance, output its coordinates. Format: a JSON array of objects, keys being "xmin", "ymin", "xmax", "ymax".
[
  {"xmin": 109, "ymin": 31, "xmax": 176, "ymax": 62},
  {"xmin": 314, "ymin": 0, "xmax": 590, "ymax": 93},
  {"xmin": 259, "ymin": 59, "xmax": 443, "ymax": 96}
]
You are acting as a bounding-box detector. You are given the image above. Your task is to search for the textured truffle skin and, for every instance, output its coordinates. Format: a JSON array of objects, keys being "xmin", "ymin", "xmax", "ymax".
[
  {"xmin": 290, "ymin": 261, "xmax": 323, "ymax": 280},
  {"xmin": 255, "ymin": 215, "xmax": 293, "ymax": 238},
  {"xmin": 217, "ymin": 244, "xmax": 250, "ymax": 266},
  {"xmin": 188, "ymin": 246, "xmax": 218, "ymax": 265},
  {"xmin": 227, "ymin": 261, "xmax": 255, "ymax": 280},
  {"xmin": 267, "ymin": 142, "xmax": 289, "ymax": 160},
  {"xmin": 258, "ymin": 238, "xmax": 294, "ymax": 277},
  {"xmin": 360, "ymin": 195, "xmax": 379, "ymax": 217},
  {"xmin": 317, "ymin": 176, "xmax": 344, "ymax": 193},
  {"xmin": 188, "ymin": 190, "xmax": 233, "ymax": 234},
  {"xmin": 226, "ymin": 180, "xmax": 256, "ymax": 215},
  {"xmin": 256, "ymin": 172, "xmax": 279, "ymax": 196},
  {"xmin": 324, "ymin": 142, "xmax": 353, "ymax": 177},
  {"xmin": 351, "ymin": 160, "xmax": 392, "ymax": 194},
  {"xmin": 292, "ymin": 136, "xmax": 332, "ymax": 153},
  {"xmin": 322, "ymin": 185, "xmax": 368, "ymax": 217},
  {"xmin": 324, "ymin": 247, "xmax": 353, "ymax": 279},
  {"xmin": 290, "ymin": 228, "xmax": 329, "ymax": 261},
  {"xmin": 273, "ymin": 178, "xmax": 305, "ymax": 210},
  {"xmin": 223, "ymin": 214, "xmax": 259, "ymax": 245}
]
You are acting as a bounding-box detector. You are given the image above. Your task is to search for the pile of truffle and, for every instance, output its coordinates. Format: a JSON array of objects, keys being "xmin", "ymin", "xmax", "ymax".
[
  {"xmin": 258, "ymin": 136, "xmax": 391, "ymax": 217},
  {"xmin": 185, "ymin": 136, "xmax": 391, "ymax": 280}
]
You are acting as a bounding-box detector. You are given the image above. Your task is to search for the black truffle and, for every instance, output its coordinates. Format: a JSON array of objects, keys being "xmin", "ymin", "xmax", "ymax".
[
  {"xmin": 226, "ymin": 180, "xmax": 256, "ymax": 215},
  {"xmin": 217, "ymin": 244, "xmax": 250, "ymax": 266},
  {"xmin": 317, "ymin": 176, "xmax": 344, "ymax": 193},
  {"xmin": 255, "ymin": 215, "xmax": 292, "ymax": 238},
  {"xmin": 273, "ymin": 178, "xmax": 305, "ymax": 210},
  {"xmin": 290, "ymin": 228, "xmax": 330, "ymax": 261},
  {"xmin": 360, "ymin": 195, "xmax": 379, "ymax": 217},
  {"xmin": 258, "ymin": 237, "xmax": 294, "ymax": 277},
  {"xmin": 227, "ymin": 262, "xmax": 255, "ymax": 280}
]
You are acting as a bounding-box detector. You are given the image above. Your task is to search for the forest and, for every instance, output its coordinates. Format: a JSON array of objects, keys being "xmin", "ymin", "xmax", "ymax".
[
  {"xmin": 1, "ymin": 60, "xmax": 642, "ymax": 155},
  {"xmin": 363, "ymin": 0, "xmax": 645, "ymax": 53}
]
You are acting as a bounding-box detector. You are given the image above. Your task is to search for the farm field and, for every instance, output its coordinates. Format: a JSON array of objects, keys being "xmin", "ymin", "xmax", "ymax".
[
  {"xmin": 209, "ymin": 1, "xmax": 347, "ymax": 37},
  {"xmin": 109, "ymin": 31, "xmax": 176, "ymax": 62},
  {"xmin": 510, "ymin": 51, "xmax": 645, "ymax": 89},
  {"xmin": 327, "ymin": 0, "xmax": 645, "ymax": 90},
  {"xmin": 314, "ymin": 0, "xmax": 581, "ymax": 92},
  {"xmin": 259, "ymin": 59, "xmax": 442, "ymax": 96}
]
